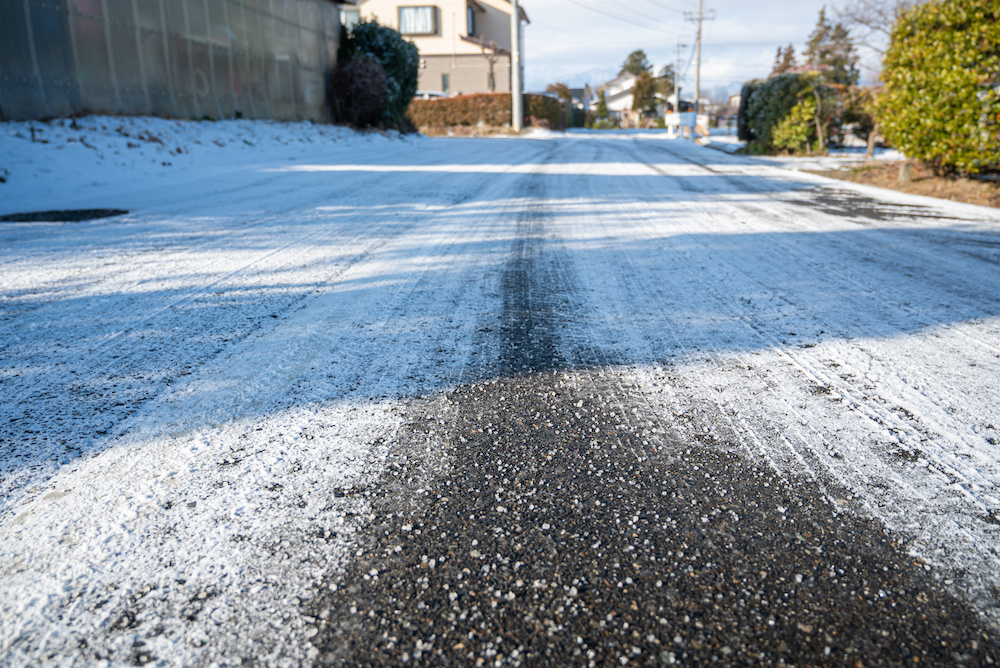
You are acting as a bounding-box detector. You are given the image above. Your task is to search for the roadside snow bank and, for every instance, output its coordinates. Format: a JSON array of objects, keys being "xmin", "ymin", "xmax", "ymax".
[{"xmin": 0, "ymin": 116, "xmax": 412, "ymax": 216}]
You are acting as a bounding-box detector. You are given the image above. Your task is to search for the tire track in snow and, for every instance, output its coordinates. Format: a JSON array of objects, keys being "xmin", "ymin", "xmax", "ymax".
[
  {"xmin": 0, "ymin": 141, "xmax": 555, "ymax": 514},
  {"xmin": 0, "ymin": 139, "xmax": 562, "ymax": 667},
  {"xmin": 602, "ymin": 138, "xmax": 1000, "ymax": 625},
  {"xmin": 308, "ymin": 136, "xmax": 999, "ymax": 667}
]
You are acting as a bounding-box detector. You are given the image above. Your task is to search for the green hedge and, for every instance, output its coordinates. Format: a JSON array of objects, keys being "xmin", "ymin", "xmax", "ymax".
[
  {"xmin": 743, "ymin": 73, "xmax": 818, "ymax": 153},
  {"xmin": 408, "ymin": 93, "xmax": 563, "ymax": 130},
  {"xmin": 877, "ymin": 0, "xmax": 1000, "ymax": 175}
]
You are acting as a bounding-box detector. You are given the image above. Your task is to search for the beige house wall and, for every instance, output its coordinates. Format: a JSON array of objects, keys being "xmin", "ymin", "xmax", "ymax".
[
  {"xmin": 420, "ymin": 54, "xmax": 511, "ymax": 95},
  {"xmin": 355, "ymin": 0, "xmax": 522, "ymax": 94}
]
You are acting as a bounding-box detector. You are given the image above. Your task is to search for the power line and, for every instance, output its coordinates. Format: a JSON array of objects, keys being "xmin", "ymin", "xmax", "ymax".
[
  {"xmin": 637, "ymin": 0, "xmax": 690, "ymax": 16},
  {"xmin": 560, "ymin": 0, "xmax": 683, "ymax": 34}
]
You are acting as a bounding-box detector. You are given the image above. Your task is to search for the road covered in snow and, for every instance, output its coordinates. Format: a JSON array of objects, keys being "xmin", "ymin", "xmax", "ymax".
[{"xmin": 2, "ymin": 118, "xmax": 1000, "ymax": 665}]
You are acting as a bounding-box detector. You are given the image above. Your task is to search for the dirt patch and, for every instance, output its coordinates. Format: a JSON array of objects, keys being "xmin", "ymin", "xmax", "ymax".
[
  {"xmin": 0, "ymin": 209, "xmax": 128, "ymax": 223},
  {"xmin": 806, "ymin": 162, "xmax": 1000, "ymax": 209}
]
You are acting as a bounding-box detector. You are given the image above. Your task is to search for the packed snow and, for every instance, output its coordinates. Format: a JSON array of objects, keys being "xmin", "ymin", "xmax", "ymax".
[{"xmin": 2, "ymin": 116, "xmax": 1000, "ymax": 665}]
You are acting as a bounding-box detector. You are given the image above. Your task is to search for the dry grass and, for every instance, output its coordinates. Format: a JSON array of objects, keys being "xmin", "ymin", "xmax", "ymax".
[
  {"xmin": 806, "ymin": 162, "xmax": 1000, "ymax": 209},
  {"xmin": 417, "ymin": 125, "xmax": 518, "ymax": 137}
]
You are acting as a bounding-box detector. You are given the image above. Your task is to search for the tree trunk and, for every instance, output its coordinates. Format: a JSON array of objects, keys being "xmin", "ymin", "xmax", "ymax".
[
  {"xmin": 866, "ymin": 122, "xmax": 879, "ymax": 158},
  {"xmin": 812, "ymin": 86, "xmax": 825, "ymax": 154},
  {"xmin": 898, "ymin": 161, "xmax": 912, "ymax": 184}
]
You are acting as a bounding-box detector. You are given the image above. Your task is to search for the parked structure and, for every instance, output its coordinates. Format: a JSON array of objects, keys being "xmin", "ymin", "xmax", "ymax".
[
  {"xmin": 0, "ymin": 0, "xmax": 345, "ymax": 122},
  {"xmin": 348, "ymin": 0, "xmax": 528, "ymax": 95}
]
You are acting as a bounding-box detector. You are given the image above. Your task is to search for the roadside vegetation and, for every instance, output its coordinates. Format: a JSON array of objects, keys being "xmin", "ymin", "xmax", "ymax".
[
  {"xmin": 329, "ymin": 20, "xmax": 420, "ymax": 131},
  {"xmin": 739, "ymin": 0, "xmax": 999, "ymax": 183},
  {"xmin": 809, "ymin": 162, "xmax": 1000, "ymax": 209},
  {"xmin": 408, "ymin": 93, "xmax": 563, "ymax": 134}
]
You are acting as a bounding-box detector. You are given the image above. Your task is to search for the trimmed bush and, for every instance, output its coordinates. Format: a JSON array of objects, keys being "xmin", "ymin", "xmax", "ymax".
[
  {"xmin": 736, "ymin": 82, "xmax": 757, "ymax": 141},
  {"xmin": 329, "ymin": 56, "xmax": 387, "ymax": 128},
  {"xmin": 337, "ymin": 20, "xmax": 419, "ymax": 130},
  {"xmin": 525, "ymin": 94, "xmax": 563, "ymax": 129},
  {"xmin": 771, "ymin": 96, "xmax": 818, "ymax": 153},
  {"xmin": 876, "ymin": 0, "xmax": 1000, "ymax": 175},
  {"xmin": 745, "ymin": 73, "xmax": 815, "ymax": 152},
  {"xmin": 408, "ymin": 93, "xmax": 563, "ymax": 130}
]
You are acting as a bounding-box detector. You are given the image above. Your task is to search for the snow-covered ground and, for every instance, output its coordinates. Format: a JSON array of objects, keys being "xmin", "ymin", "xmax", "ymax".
[
  {"xmin": 702, "ymin": 128, "xmax": 905, "ymax": 169},
  {"xmin": 2, "ymin": 118, "xmax": 1000, "ymax": 665}
]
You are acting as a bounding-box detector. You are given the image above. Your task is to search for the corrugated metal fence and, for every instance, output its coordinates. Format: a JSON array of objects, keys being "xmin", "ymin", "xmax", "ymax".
[{"xmin": 0, "ymin": 0, "xmax": 341, "ymax": 122}]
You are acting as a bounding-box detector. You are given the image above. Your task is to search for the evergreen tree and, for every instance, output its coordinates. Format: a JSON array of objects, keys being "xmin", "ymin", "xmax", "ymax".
[
  {"xmin": 619, "ymin": 50, "xmax": 653, "ymax": 76},
  {"xmin": 781, "ymin": 43, "xmax": 797, "ymax": 73},
  {"xmin": 654, "ymin": 65, "xmax": 675, "ymax": 97},
  {"xmin": 771, "ymin": 44, "xmax": 798, "ymax": 75},
  {"xmin": 595, "ymin": 90, "xmax": 609, "ymax": 118},
  {"xmin": 804, "ymin": 9, "xmax": 858, "ymax": 85},
  {"xmin": 631, "ymin": 71, "xmax": 657, "ymax": 113},
  {"xmin": 772, "ymin": 46, "xmax": 784, "ymax": 74},
  {"xmin": 876, "ymin": 0, "xmax": 1000, "ymax": 175}
]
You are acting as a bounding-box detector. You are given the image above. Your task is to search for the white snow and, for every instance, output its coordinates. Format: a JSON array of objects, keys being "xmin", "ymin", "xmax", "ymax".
[{"xmin": 2, "ymin": 117, "xmax": 1000, "ymax": 664}]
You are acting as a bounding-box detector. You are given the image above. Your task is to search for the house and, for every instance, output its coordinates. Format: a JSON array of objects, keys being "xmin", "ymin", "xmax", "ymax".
[
  {"xmin": 598, "ymin": 72, "xmax": 637, "ymax": 119},
  {"xmin": 345, "ymin": 0, "xmax": 529, "ymax": 95},
  {"xmin": 568, "ymin": 85, "xmax": 593, "ymax": 112}
]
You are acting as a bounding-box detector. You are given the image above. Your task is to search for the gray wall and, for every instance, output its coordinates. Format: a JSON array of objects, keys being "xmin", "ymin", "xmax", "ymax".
[{"xmin": 0, "ymin": 0, "xmax": 341, "ymax": 122}]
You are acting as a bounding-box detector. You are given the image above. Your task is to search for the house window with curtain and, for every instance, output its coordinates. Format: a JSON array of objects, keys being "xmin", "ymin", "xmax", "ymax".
[
  {"xmin": 467, "ymin": 6, "xmax": 477, "ymax": 36},
  {"xmin": 340, "ymin": 9, "xmax": 360, "ymax": 31},
  {"xmin": 399, "ymin": 7, "xmax": 439, "ymax": 36}
]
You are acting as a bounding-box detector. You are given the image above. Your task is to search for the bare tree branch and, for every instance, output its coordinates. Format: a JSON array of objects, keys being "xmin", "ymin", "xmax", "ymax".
[{"xmin": 833, "ymin": 0, "xmax": 922, "ymax": 53}]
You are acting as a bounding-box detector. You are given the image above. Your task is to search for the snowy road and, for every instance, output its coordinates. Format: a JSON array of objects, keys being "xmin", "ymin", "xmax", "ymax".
[{"xmin": 2, "ymin": 119, "xmax": 1000, "ymax": 665}]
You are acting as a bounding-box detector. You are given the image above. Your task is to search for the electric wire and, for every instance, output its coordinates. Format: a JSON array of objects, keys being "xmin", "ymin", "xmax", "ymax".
[{"xmin": 559, "ymin": 0, "xmax": 683, "ymax": 35}]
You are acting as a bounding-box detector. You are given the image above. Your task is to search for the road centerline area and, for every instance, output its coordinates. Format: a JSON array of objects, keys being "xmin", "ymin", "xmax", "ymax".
[{"xmin": 309, "ymin": 143, "xmax": 998, "ymax": 665}]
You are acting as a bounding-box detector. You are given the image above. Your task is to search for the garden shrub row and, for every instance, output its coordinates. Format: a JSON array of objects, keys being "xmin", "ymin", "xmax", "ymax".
[{"xmin": 408, "ymin": 93, "xmax": 564, "ymax": 130}]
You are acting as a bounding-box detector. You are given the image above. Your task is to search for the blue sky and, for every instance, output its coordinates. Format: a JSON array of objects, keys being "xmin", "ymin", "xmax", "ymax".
[{"xmin": 521, "ymin": 0, "xmax": 882, "ymax": 98}]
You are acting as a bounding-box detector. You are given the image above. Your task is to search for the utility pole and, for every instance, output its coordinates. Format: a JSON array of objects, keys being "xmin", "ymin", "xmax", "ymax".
[
  {"xmin": 684, "ymin": 0, "xmax": 715, "ymax": 120},
  {"xmin": 674, "ymin": 41, "xmax": 685, "ymax": 111},
  {"xmin": 674, "ymin": 41, "xmax": 685, "ymax": 138},
  {"xmin": 510, "ymin": 0, "xmax": 523, "ymax": 132}
]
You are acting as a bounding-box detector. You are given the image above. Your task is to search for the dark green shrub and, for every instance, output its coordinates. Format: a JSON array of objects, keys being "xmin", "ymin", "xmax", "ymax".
[
  {"xmin": 337, "ymin": 20, "xmax": 419, "ymax": 130},
  {"xmin": 736, "ymin": 81, "xmax": 757, "ymax": 141},
  {"xmin": 745, "ymin": 73, "xmax": 815, "ymax": 152},
  {"xmin": 741, "ymin": 72, "xmax": 842, "ymax": 154},
  {"xmin": 329, "ymin": 56, "xmax": 387, "ymax": 128},
  {"xmin": 877, "ymin": 0, "xmax": 1000, "ymax": 175}
]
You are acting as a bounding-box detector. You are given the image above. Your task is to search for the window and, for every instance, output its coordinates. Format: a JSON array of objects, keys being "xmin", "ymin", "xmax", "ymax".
[
  {"xmin": 340, "ymin": 9, "xmax": 360, "ymax": 31},
  {"xmin": 399, "ymin": 6, "xmax": 438, "ymax": 35},
  {"xmin": 441, "ymin": 73, "xmax": 450, "ymax": 95},
  {"xmin": 466, "ymin": 6, "xmax": 476, "ymax": 36}
]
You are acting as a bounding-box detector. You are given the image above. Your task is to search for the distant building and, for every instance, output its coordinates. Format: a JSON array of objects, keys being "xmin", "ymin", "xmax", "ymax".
[
  {"xmin": 349, "ymin": 0, "xmax": 529, "ymax": 95},
  {"xmin": 568, "ymin": 85, "xmax": 593, "ymax": 112}
]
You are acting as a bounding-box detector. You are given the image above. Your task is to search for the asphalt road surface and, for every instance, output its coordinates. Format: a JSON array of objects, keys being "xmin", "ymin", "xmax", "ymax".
[{"xmin": 2, "ymin": 127, "xmax": 999, "ymax": 665}]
